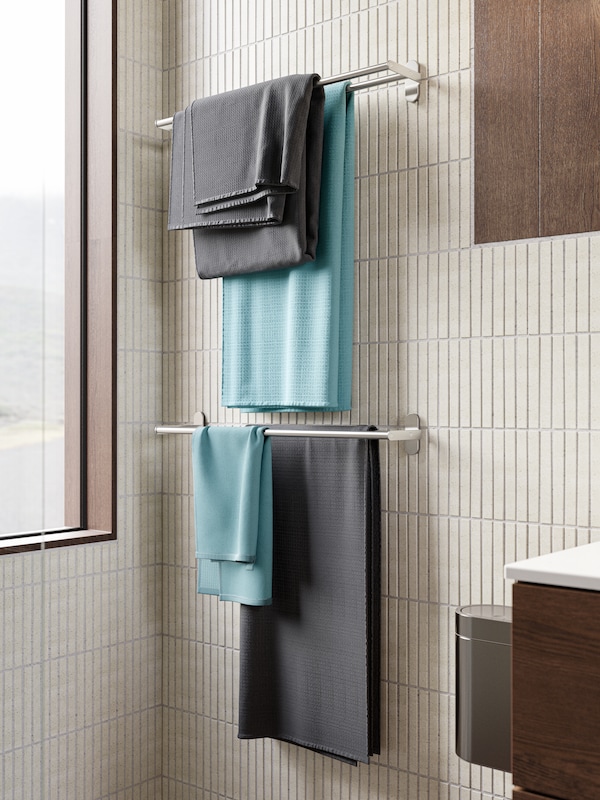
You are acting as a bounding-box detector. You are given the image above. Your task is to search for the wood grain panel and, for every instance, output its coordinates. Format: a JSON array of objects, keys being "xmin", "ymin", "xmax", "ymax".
[
  {"xmin": 85, "ymin": 0, "xmax": 117, "ymax": 535},
  {"xmin": 64, "ymin": 0, "xmax": 83, "ymax": 527},
  {"xmin": 474, "ymin": 0, "xmax": 539, "ymax": 243},
  {"xmin": 513, "ymin": 790, "xmax": 552, "ymax": 800},
  {"xmin": 513, "ymin": 583, "xmax": 600, "ymax": 800},
  {"xmin": 540, "ymin": 0, "xmax": 600, "ymax": 236}
]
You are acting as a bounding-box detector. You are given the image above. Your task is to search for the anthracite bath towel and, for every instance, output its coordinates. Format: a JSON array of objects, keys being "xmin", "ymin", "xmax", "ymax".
[
  {"xmin": 189, "ymin": 75, "xmax": 322, "ymax": 217},
  {"xmin": 167, "ymin": 74, "xmax": 325, "ymax": 278},
  {"xmin": 238, "ymin": 427, "xmax": 381, "ymax": 764}
]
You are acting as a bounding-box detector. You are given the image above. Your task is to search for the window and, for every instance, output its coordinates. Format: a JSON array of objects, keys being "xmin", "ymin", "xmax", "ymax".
[{"xmin": 0, "ymin": 0, "xmax": 115, "ymax": 550}]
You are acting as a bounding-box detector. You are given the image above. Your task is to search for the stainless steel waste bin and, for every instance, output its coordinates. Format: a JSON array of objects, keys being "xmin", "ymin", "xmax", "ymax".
[{"xmin": 455, "ymin": 604, "xmax": 512, "ymax": 772}]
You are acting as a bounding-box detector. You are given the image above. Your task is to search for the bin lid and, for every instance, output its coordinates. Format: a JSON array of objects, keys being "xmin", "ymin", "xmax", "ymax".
[{"xmin": 456, "ymin": 604, "xmax": 512, "ymax": 644}]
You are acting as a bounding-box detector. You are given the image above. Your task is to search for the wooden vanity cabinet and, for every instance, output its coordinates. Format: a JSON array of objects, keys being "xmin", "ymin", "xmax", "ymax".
[{"xmin": 512, "ymin": 582, "xmax": 600, "ymax": 800}]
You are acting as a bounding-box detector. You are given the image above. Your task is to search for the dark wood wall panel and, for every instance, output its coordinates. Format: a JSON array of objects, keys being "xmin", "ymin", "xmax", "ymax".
[
  {"xmin": 512, "ymin": 583, "xmax": 600, "ymax": 800},
  {"xmin": 64, "ymin": 0, "xmax": 83, "ymax": 527},
  {"xmin": 540, "ymin": 0, "xmax": 600, "ymax": 236},
  {"xmin": 474, "ymin": 0, "xmax": 539, "ymax": 244},
  {"xmin": 475, "ymin": 0, "xmax": 600, "ymax": 243},
  {"xmin": 512, "ymin": 791, "xmax": 552, "ymax": 800},
  {"xmin": 85, "ymin": 0, "xmax": 117, "ymax": 535}
]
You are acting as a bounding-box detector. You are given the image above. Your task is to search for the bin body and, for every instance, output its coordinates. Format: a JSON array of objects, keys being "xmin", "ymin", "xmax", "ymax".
[{"xmin": 455, "ymin": 604, "xmax": 512, "ymax": 772}]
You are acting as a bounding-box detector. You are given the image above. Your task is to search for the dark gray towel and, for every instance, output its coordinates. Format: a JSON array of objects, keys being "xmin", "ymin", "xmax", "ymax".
[
  {"xmin": 191, "ymin": 142, "xmax": 313, "ymax": 277},
  {"xmin": 168, "ymin": 105, "xmax": 288, "ymax": 230},
  {"xmin": 167, "ymin": 75, "xmax": 325, "ymax": 279},
  {"xmin": 238, "ymin": 427, "xmax": 381, "ymax": 765},
  {"xmin": 190, "ymin": 75, "xmax": 322, "ymax": 214}
]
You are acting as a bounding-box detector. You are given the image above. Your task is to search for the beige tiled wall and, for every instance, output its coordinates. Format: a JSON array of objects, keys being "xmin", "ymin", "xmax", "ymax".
[{"xmin": 161, "ymin": 1, "xmax": 600, "ymax": 800}]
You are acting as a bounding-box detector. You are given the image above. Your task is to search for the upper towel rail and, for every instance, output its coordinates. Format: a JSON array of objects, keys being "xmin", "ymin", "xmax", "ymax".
[
  {"xmin": 154, "ymin": 413, "xmax": 421, "ymax": 453},
  {"xmin": 155, "ymin": 60, "xmax": 423, "ymax": 130}
]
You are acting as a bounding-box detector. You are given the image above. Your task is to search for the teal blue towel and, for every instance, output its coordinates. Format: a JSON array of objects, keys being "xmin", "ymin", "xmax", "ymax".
[
  {"xmin": 192, "ymin": 426, "xmax": 273, "ymax": 605},
  {"xmin": 221, "ymin": 82, "xmax": 355, "ymax": 412}
]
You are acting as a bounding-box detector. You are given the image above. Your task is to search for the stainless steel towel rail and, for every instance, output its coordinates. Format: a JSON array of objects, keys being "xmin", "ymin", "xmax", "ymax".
[
  {"xmin": 155, "ymin": 60, "xmax": 423, "ymax": 130},
  {"xmin": 154, "ymin": 413, "xmax": 421, "ymax": 454}
]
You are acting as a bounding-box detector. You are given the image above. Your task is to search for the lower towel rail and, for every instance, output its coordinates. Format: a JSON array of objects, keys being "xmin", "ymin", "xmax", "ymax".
[{"xmin": 154, "ymin": 414, "xmax": 421, "ymax": 453}]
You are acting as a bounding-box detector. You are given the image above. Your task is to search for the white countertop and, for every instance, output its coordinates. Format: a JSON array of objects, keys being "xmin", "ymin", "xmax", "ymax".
[{"xmin": 505, "ymin": 541, "xmax": 600, "ymax": 592}]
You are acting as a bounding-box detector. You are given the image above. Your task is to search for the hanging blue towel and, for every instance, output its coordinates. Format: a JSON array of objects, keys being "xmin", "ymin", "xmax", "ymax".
[
  {"xmin": 191, "ymin": 426, "xmax": 273, "ymax": 605},
  {"xmin": 221, "ymin": 81, "xmax": 355, "ymax": 412}
]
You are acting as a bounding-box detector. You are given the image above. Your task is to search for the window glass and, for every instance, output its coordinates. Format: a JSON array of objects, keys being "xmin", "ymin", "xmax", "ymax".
[{"xmin": 0, "ymin": 1, "xmax": 67, "ymax": 535}]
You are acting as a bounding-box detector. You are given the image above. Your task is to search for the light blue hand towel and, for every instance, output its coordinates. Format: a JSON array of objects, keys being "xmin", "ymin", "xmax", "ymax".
[
  {"xmin": 221, "ymin": 81, "xmax": 355, "ymax": 411},
  {"xmin": 192, "ymin": 426, "xmax": 273, "ymax": 605}
]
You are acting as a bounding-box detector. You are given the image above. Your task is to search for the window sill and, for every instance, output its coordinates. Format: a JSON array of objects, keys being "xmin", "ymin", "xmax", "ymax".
[{"xmin": 0, "ymin": 528, "xmax": 115, "ymax": 554}]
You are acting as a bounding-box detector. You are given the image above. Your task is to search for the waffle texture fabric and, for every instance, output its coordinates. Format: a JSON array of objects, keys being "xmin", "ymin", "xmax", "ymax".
[
  {"xmin": 221, "ymin": 81, "xmax": 355, "ymax": 411},
  {"xmin": 167, "ymin": 74, "xmax": 325, "ymax": 278},
  {"xmin": 192, "ymin": 425, "xmax": 273, "ymax": 606},
  {"xmin": 238, "ymin": 426, "xmax": 381, "ymax": 764}
]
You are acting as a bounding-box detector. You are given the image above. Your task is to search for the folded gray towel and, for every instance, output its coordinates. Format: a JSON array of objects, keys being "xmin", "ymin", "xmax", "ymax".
[
  {"xmin": 238, "ymin": 426, "xmax": 381, "ymax": 764},
  {"xmin": 167, "ymin": 75, "xmax": 325, "ymax": 278},
  {"xmin": 190, "ymin": 75, "xmax": 322, "ymax": 214},
  {"xmin": 192, "ymin": 142, "xmax": 314, "ymax": 277},
  {"xmin": 168, "ymin": 106, "xmax": 288, "ymax": 230}
]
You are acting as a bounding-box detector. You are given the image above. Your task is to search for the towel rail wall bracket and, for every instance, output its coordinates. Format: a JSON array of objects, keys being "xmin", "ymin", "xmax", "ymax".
[
  {"xmin": 154, "ymin": 60, "xmax": 423, "ymax": 130},
  {"xmin": 154, "ymin": 412, "xmax": 422, "ymax": 454}
]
